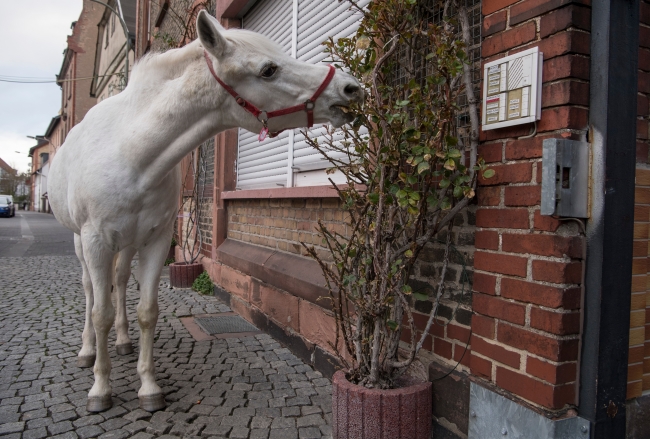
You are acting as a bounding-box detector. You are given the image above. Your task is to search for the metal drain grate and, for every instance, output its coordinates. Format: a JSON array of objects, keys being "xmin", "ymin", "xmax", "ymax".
[{"xmin": 195, "ymin": 316, "xmax": 258, "ymax": 335}]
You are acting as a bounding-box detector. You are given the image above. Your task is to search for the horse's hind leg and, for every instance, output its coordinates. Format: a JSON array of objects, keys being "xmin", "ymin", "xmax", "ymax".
[
  {"xmin": 75, "ymin": 234, "xmax": 96, "ymax": 368},
  {"xmin": 114, "ymin": 247, "xmax": 137, "ymax": 355},
  {"xmin": 135, "ymin": 232, "xmax": 170, "ymax": 412},
  {"xmin": 81, "ymin": 227, "xmax": 116, "ymax": 412}
]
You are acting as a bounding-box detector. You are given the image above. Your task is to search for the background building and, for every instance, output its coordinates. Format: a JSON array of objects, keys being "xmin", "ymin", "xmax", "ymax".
[
  {"xmin": 0, "ymin": 157, "xmax": 18, "ymax": 195},
  {"xmin": 55, "ymin": 0, "xmax": 103, "ymax": 144},
  {"xmin": 90, "ymin": 0, "xmax": 136, "ymax": 102}
]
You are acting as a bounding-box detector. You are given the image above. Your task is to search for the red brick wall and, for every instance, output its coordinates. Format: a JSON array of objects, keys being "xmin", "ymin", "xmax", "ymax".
[
  {"xmin": 471, "ymin": 0, "xmax": 589, "ymax": 411},
  {"xmin": 627, "ymin": 0, "xmax": 650, "ymax": 400}
]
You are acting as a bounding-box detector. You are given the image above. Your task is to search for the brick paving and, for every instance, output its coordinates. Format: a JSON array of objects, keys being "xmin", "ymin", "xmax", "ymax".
[{"xmin": 0, "ymin": 256, "xmax": 333, "ymax": 438}]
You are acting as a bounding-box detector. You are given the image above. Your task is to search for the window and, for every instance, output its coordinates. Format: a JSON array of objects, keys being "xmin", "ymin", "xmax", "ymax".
[{"xmin": 236, "ymin": 0, "xmax": 369, "ymax": 190}]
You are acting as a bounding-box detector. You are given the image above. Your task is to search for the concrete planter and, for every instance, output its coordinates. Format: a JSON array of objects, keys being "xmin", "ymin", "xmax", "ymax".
[
  {"xmin": 169, "ymin": 262, "xmax": 203, "ymax": 288},
  {"xmin": 332, "ymin": 370, "xmax": 432, "ymax": 439}
]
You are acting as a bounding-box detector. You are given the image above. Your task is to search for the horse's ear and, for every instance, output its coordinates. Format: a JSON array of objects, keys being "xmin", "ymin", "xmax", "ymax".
[{"xmin": 197, "ymin": 10, "xmax": 229, "ymax": 58}]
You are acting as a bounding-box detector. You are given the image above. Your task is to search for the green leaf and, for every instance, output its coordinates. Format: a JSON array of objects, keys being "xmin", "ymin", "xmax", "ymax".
[
  {"xmin": 439, "ymin": 179, "xmax": 450, "ymax": 188},
  {"xmin": 404, "ymin": 250, "xmax": 414, "ymax": 258},
  {"xmin": 417, "ymin": 161, "xmax": 430, "ymax": 174},
  {"xmin": 412, "ymin": 292, "xmax": 429, "ymax": 302},
  {"xmin": 386, "ymin": 320, "xmax": 399, "ymax": 331},
  {"xmin": 482, "ymin": 169, "xmax": 496, "ymax": 179},
  {"xmin": 445, "ymin": 135, "xmax": 458, "ymax": 146},
  {"xmin": 367, "ymin": 193, "xmax": 379, "ymax": 204},
  {"xmin": 432, "ymin": 75, "xmax": 445, "ymax": 85},
  {"xmin": 396, "ymin": 189, "xmax": 407, "ymax": 199},
  {"xmin": 444, "ymin": 159, "xmax": 456, "ymax": 171}
]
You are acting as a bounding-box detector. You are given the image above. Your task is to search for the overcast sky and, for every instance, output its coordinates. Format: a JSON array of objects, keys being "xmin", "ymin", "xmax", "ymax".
[{"xmin": 0, "ymin": 1, "xmax": 83, "ymax": 173}]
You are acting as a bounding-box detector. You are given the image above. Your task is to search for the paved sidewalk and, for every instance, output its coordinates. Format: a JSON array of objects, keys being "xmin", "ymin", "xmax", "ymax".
[{"xmin": 0, "ymin": 256, "xmax": 333, "ymax": 438}]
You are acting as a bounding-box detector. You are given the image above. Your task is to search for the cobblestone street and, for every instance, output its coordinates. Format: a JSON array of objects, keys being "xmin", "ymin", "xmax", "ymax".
[{"xmin": 0, "ymin": 255, "xmax": 333, "ymax": 439}]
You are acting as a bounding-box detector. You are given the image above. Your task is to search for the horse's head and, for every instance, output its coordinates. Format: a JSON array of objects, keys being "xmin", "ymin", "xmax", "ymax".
[{"xmin": 197, "ymin": 11, "xmax": 363, "ymax": 135}]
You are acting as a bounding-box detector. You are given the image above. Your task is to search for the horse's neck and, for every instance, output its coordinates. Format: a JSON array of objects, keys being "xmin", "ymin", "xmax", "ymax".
[{"xmin": 127, "ymin": 42, "xmax": 234, "ymax": 188}]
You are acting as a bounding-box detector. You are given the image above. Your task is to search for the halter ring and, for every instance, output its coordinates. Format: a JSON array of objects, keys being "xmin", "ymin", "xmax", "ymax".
[
  {"xmin": 257, "ymin": 111, "xmax": 268, "ymax": 124},
  {"xmin": 304, "ymin": 100, "xmax": 315, "ymax": 111}
]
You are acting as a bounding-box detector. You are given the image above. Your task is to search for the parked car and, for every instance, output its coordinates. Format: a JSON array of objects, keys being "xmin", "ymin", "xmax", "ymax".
[{"xmin": 0, "ymin": 195, "xmax": 15, "ymax": 217}]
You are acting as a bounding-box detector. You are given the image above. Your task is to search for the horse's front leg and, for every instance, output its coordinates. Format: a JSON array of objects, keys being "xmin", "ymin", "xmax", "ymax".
[
  {"xmin": 135, "ymin": 232, "xmax": 170, "ymax": 412},
  {"xmin": 81, "ymin": 227, "xmax": 116, "ymax": 412},
  {"xmin": 114, "ymin": 247, "xmax": 137, "ymax": 355},
  {"xmin": 74, "ymin": 234, "xmax": 96, "ymax": 368}
]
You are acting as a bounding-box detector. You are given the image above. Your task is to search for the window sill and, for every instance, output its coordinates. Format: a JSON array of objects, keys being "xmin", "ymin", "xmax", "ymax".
[{"xmin": 221, "ymin": 186, "xmax": 340, "ymax": 200}]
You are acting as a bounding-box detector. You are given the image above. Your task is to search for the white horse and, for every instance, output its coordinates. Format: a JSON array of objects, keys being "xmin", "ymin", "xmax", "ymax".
[{"xmin": 48, "ymin": 10, "xmax": 362, "ymax": 413}]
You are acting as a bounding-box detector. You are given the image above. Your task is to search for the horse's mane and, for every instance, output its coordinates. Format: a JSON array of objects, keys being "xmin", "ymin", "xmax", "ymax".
[{"xmin": 129, "ymin": 29, "xmax": 285, "ymax": 85}]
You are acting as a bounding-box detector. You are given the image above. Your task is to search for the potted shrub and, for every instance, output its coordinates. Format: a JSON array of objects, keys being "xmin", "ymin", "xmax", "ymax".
[{"xmin": 302, "ymin": 1, "xmax": 489, "ymax": 437}]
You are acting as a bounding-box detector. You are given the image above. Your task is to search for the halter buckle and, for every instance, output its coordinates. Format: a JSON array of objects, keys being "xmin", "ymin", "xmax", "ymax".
[
  {"xmin": 235, "ymin": 96, "xmax": 245, "ymax": 106},
  {"xmin": 257, "ymin": 111, "xmax": 268, "ymax": 124},
  {"xmin": 304, "ymin": 100, "xmax": 315, "ymax": 111}
]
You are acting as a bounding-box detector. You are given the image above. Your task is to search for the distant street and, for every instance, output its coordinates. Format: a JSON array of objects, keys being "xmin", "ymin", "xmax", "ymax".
[{"xmin": 0, "ymin": 210, "xmax": 74, "ymax": 258}]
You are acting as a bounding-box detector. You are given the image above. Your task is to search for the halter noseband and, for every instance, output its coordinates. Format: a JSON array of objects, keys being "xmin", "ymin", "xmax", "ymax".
[{"xmin": 203, "ymin": 50, "xmax": 336, "ymax": 141}]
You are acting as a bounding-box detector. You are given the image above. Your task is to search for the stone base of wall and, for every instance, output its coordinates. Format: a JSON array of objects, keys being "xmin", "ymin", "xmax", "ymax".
[
  {"xmin": 207, "ymin": 238, "xmax": 343, "ymax": 377},
  {"xmin": 628, "ymin": 393, "xmax": 650, "ymax": 439}
]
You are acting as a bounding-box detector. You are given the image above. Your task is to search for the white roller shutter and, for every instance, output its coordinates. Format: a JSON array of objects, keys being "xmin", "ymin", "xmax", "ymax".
[
  {"xmin": 293, "ymin": 0, "xmax": 369, "ymax": 182},
  {"xmin": 237, "ymin": 0, "xmax": 368, "ymax": 189},
  {"xmin": 237, "ymin": 0, "xmax": 293, "ymax": 190}
]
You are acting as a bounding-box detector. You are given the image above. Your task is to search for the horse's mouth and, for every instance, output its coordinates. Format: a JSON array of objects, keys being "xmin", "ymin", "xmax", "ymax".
[
  {"xmin": 330, "ymin": 104, "xmax": 354, "ymax": 123},
  {"xmin": 332, "ymin": 105, "xmax": 351, "ymax": 114}
]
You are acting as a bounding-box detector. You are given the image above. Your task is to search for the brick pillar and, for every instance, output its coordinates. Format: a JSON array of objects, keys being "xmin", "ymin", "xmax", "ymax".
[
  {"xmin": 471, "ymin": 0, "xmax": 590, "ymax": 411},
  {"xmin": 628, "ymin": 0, "xmax": 650, "ymax": 402}
]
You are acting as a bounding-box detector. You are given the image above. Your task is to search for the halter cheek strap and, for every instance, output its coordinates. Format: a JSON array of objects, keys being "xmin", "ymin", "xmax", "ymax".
[{"xmin": 203, "ymin": 50, "xmax": 336, "ymax": 141}]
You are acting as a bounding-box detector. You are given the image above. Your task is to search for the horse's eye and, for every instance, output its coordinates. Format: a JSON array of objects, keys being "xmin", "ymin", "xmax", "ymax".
[{"xmin": 261, "ymin": 65, "xmax": 277, "ymax": 78}]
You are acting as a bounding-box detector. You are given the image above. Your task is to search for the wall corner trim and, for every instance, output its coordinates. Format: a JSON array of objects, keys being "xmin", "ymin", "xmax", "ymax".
[{"xmin": 469, "ymin": 383, "xmax": 590, "ymax": 439}]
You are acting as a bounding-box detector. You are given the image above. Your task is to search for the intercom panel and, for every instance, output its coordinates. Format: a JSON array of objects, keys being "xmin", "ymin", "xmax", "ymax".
[{"xmin": 482, "ymin": 47, "xmax": 543, "ymax": 130}]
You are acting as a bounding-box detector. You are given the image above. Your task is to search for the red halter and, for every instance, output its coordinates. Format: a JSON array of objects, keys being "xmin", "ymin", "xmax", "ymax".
[{"xmin": 203, "ymin": 51, "xmax": 336, "ymax": 141}]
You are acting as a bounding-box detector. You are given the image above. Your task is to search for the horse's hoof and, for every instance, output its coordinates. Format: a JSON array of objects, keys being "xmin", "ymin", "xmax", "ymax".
[
  {"xmin": 139, "ymin": 394, "xmax": 166, "ymax": 412},
  {"xmin": 86, "ymin": 395, "xmax": 112, "ymax": 412},
  {"xmin": 77, "ymin": 355, "xmax": 96, "ymax": 368},
  {"xmin": 116, "ymin": 343, "xmax": 133, "ymax": 355}
]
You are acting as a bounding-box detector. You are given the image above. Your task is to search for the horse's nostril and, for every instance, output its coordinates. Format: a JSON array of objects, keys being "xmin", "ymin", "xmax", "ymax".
[{"xmin": 344, "ymin": 83, "xmax": 360, "ymax": 96}]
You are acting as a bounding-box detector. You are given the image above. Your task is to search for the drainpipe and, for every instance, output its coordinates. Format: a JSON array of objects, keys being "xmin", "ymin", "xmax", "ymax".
[
  {"xmin": 580, "ymin": 0, "xmax": 639, "ymax": 438},
  {"xmin": 91, "ymin": 0, "xmax": 130, "ymax": 85}
]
